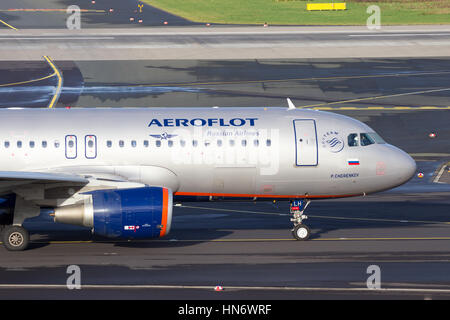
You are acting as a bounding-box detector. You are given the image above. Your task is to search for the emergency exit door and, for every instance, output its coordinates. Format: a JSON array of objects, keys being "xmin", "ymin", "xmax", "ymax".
[
  {"xmin": 65, "ymin": 135, "xmax": 77, "ymax": 159},
  {"xmin": 293, "ymin": 119, "xmax": 318, "ymax": 166},
  {"xmin": 85, "ymin": 135, "xmax": 97, "ymax": 159}
]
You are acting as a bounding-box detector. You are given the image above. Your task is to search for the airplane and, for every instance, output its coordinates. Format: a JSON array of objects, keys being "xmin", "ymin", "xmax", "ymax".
[{"xmin": 0, "ymin": 101, "xmax": 416, "ymax": 251}]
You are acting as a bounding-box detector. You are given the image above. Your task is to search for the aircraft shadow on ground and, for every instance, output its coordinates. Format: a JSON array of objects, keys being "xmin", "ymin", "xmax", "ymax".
[{"xmin": 21, "ymin": 194, "xmax": 450, "ymax": 250}]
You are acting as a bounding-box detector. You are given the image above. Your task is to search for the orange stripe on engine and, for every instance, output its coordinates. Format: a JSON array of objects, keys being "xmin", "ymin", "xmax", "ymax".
[{"xmin": 160, "ymin": 188, "xmax": 169, "ymax": 237}]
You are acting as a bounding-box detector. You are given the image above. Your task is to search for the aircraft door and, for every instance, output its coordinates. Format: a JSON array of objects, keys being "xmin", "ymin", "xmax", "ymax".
[
  {"xmin": 65, "ymin": 135, "xmax": 77, "ymax": 159},
  {"xmin": 85, "ymin": 135, "xmax": 97, "ymax": 159},
  {"xmin": 293, "ymin": 119, "xmax": 318, "ymax": 166}
]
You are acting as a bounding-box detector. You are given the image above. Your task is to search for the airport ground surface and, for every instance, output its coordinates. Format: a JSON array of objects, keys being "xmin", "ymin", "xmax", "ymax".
[
  {"xmin": 1, "ymin": 26, "xmax": 450, "ymax": 60},
  {"xmin": 1, "ymin": 57, "xmax": 449, "ymax": 299},
  {"xmin": 0, "ymin": 57, "xmax": 449, "ymax": 156},
  {"xmin": 1, "ymin": 3, "xmax": 450, "ymax": 300},
  {"xmin": 0, "ymin": 0, "xmax": 196, "ymax": 29},
  {"xmin": 0, "ymin": 162, "xmax": 450, "ymax": 300}
]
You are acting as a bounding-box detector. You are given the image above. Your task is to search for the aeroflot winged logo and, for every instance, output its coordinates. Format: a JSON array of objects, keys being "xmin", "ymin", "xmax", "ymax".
[
  {"xmin": 149, "ymin": 132, "xmax": 178, "ymax": 140},
  {"xmin": 148, "ymin": 118, "xmax": 258, "ymax": 127}
]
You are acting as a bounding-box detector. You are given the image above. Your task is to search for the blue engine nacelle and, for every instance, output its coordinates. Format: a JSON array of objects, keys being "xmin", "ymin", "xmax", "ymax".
[{"xmin": 54, "ymin": 187, "xmax": 172, "ymax": 239}]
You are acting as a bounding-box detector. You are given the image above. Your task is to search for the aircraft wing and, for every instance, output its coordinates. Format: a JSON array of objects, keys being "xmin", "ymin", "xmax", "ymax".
[
  {"xmin": 0, "ymin": 171, "xmax": 89, "ymax": 194},
  {"xmin": 0, "ymin": 171, "xmax": 89, "ymax": 184}
]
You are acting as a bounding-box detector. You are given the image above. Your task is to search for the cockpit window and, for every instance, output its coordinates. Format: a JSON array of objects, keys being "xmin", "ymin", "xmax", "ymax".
[
  {"xmin": 360, "ymin": 133, "xmax": 375, "ymax": 146},
  {"xmin": 368, "ymin": 132, "xmax": 386, "ymax": 144},
  {"xmin": 348, "ymin": 133, "xmax": 359, "ymax": 147}
]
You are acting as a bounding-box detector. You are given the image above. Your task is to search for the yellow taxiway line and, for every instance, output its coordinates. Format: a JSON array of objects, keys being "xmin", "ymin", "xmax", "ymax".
[
  {"xmin": 299, "ymin": 87, "xmax": 450, "ymax": 109},
  {"xmin": 1, "ymin": 283, "xmax": 450, "ymax": 294},
  {"xmin": 134, "ymin": 71, "xmax": 450, "ymax": 88},
  {"xmin": 0, "ymin": 56, "xmax": 60, "ymax": 93},
  {"xmin": 0, "ymin": 56, "xmax": 62, "ymax": 107},
  {"xmin": 0, "ymin": 19, "xmax": 18, "ymax": 30},
  {"xmin": 0, "ymin": 9, "xmax": 105, "ymax": 13},
  {"xmin": 179, "ymin": 204, "xmax": 450, "ymax": 226},
  {"xmin": 312, "ymin": 106, "xmax": 450, "ymax": 111},
  {"xmin": 121, "ymin": 70, "xmax": 450, "ymax": 111},
  {"xmin": 43, "ymin": 55, "xmax": 63, "ymax": 108},
  {"xmin": 0, "ymin": 73, "xmax": 56, "ymax": 87},
  {"xmin": 2, "ymin": 236, "xmax": 450, "ymax": 246}
]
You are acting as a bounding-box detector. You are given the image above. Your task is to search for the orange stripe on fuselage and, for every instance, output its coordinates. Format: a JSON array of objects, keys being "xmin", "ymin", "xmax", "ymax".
[
  {"xmin": 174, "ymin": 192, "xmax": 361, "ymax": 199},
  {"xmin": 159, "ymin": 188, "xmax": 169, "ymax": 237}
]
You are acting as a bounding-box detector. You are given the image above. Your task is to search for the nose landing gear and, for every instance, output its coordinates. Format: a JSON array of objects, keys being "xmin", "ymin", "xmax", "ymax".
[{"xmin": 290, "ymin": 199, "xmax": 311, "ymax": 240}]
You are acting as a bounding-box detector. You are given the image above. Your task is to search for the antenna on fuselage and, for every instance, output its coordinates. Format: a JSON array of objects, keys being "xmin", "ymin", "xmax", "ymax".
[{"xmin": 287, "ymin": 98, "xmax": 296, "ymax": 110}]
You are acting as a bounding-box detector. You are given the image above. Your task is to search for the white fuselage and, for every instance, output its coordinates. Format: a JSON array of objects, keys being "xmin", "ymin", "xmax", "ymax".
[{"xmin": 0, "ymin": 107, "xmax": 416, "ymax": 203}]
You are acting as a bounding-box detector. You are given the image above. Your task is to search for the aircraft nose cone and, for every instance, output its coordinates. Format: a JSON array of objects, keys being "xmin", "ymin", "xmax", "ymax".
[{"xmin": 395, "ymin": 149, "xmax": 416, "ymax": 184}]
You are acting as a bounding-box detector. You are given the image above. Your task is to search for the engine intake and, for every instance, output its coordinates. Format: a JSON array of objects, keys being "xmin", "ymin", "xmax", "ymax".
[{"xmin": 54, "ymin": 187, "xmax": 172, "ymax": 239}]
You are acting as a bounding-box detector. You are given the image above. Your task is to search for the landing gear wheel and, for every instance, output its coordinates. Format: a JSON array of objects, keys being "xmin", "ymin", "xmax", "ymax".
[
  {"xmin": 292, "ymin": 224, "xmax": 310, "ymax": 241},
  {"xmin": 2, "ymin": 226, "xmax": 29, "ymax": 251}
]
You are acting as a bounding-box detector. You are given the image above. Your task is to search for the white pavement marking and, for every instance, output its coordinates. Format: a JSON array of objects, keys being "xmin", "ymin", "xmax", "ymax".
[
  {"xmin": 1, "ymin": 283, "xmax": 450, "ymax": 294},
  {"xmin": 179, "ymin": 205, "xmax": 450, "ymax": 225},
  {"xmin": 0, "ymin": 37, "xmax": 115, "ymax": 40},
  {"xmin": 349, "ymin": 33, "xmax": 450, "ymax": 37},
  {"xmin": 433, "ymin": 163, "xmax": 448, "ymax": 184}
]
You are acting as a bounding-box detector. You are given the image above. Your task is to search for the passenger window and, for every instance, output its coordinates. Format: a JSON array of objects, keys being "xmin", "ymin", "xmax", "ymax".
[
  {"xmin": 42, "ymin": 141, "xmax": 47, "ymax": 148},
  {"xmin": 266, "ymin": 139, "xmax": 271, "ymax": 147},
  {"xmin": 156, "ymin": 140, "xmax": 161, "ymax": 147},
  {"xmin": 348, "ymin": 133, "xmax": 359, "ymax": 147},
  {"xmin": 106, "ymin": 140, "xmax": 112, "ymax": 148},
  {"xmin": 229, "ymin": 140, "xmax": 235, "ymax": 147},
  {"xmin": 143, "ymin": 140, "xmax": 149, "ymax": 148},
  {"xmin": 68, "ymin": 140, "xmax": 74, "ymax": 148},
  {"xmin": 360, "ymin": 133, "xmax": 375, "ymax": 146},
  {"xmin": 29, "ymin": 141, "xmax": 35, "ymax": 148},
  {"xmin": 192, "ymin": 140, "xmax": 198, "ymax": 147},
  {"xmin": 55, "ymin": 141, "xmax": 60, "ymax": 148},
  {"xmin": 180, "ymin": 140, "xmax": 186, "ymax": 147},
  {"xmin": 241, "ymin": 140, "xmax": 247, "ymax": 147},
  {"xmin": 119, "ymin": 140, "xmax": 124, "ymax": 148},
  {"xmin": 254, "ymin": 139, "xmax": 259, "ymax": 147},
  {"xmin": 217, "ymin": 140, "xmax": 222, "ymax": 147},
  {"xmin": 4, "ymin": 141, "xmax": 9, "ymax": 148},
  {"xmin": 131, "ymin": 140, "xmax": 137, "ymax": 148},
  {"xmin": 17, "ymin": 141, "xmax": 22, "ymax": 148},
  {"xmin": 168, "ymin": 140, "xmax": 173, "ymax": 147},
  {"xmin": 204, "ymin": 140, "xmax": 210, "ymax": 147}
]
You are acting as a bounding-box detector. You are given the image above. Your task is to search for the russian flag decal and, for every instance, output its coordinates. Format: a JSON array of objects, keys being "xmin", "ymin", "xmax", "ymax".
[{"xmin": 348, "ymin": 159, "xmax": 360, "ymax": 166}]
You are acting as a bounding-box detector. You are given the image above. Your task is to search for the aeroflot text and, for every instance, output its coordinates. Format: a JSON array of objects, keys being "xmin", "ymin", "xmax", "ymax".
[{"xmin": 148, "ymin": 118, "xmax": 258, "ymax": 127}]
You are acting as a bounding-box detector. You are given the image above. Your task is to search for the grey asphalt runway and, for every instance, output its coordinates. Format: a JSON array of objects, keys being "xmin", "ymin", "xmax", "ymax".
[
  {"xmin": 0, "ymin": 160, "xmax": 450, "ymax": 299},
  {"xmin": 1, "ymin": 26, "xmax": 450, "ymax": 60},
  {"xmin": 0, "ymin": 0, "xmax": 196, "ymax": 29},
  {"xmin": 0, "ymin": 16, "xmax": 449, "ymax": 300},
  {"xmin": 1, "ymin": 58, "xmax": 449, "ymax": 156}
]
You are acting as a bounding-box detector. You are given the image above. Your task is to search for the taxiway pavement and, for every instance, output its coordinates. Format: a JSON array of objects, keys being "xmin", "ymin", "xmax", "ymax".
[{"xmin": 1, "ymin": 163, "xmax": 450, "ymax": 299}]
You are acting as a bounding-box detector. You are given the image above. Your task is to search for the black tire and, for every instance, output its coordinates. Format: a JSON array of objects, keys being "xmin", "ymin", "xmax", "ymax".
[
  {"xmin": 292, "ymin": 224, "xmax": 310, "ymax": 241},
  {"xmin": 2, "ymin": 226, "xmax": 29, "ymax": 251}
]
